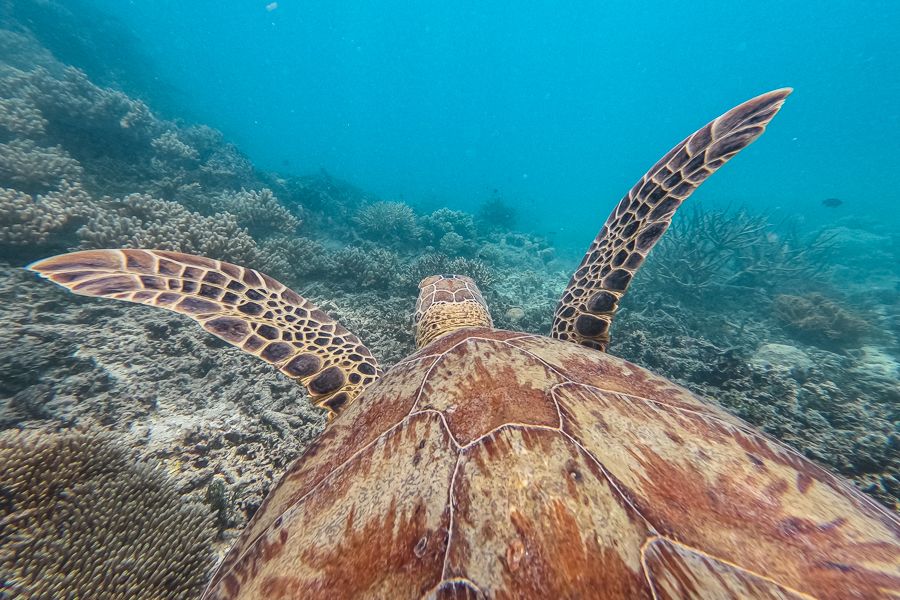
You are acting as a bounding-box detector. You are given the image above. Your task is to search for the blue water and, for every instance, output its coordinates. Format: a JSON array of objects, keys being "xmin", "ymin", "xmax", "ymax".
[{"xmin": 90, "ymin": 0, "xmax": 900, "ymax": 253}]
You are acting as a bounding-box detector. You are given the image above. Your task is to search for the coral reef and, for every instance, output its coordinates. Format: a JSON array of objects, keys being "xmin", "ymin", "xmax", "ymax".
[
  {"xmin": 401, "ymin": 252, "xmax": 496, "ymax": 291},
  {"xmin": 207, "ymin": 188, "xmax": 300, "ymax": 237},
  {"xmin": 77, "ymin": 194, "xmax": 263, "ymax": 267},
  {"xmin": 0, "ymin": 15, "xmax": 896, "ymax": 567},
  {"xmin": 477, "ymin": 190, "xmax": 517, "ymax": 230},
  {"xmin": 353, "ymin": 200, "xmax": 422, "ymax": 246},
  {"xmin": 0, "ymin": 428, "xmax": 215, "ymax": 599},
  {"xmin": 773, "ymin": 292, "xmax": 871, "ymax": 348},
  {"xmin": 0, "ymin": 267, "xmax": 326, "ymax": 547}
]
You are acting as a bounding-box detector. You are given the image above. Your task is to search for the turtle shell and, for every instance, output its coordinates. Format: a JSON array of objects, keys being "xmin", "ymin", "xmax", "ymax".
[{"xmin": 203, "ymin": 327, "xmax": 900, "ymax": 599}]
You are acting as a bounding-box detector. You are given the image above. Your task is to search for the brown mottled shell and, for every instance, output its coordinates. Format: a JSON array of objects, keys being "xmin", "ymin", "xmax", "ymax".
[{"xmin": 203, "ymin": 328, "xmax": 900, "ymax": 600}]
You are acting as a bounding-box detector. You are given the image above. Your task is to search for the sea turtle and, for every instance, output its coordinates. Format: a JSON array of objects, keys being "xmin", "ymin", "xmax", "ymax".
[{"xmin": 29, "ymin": 89, "xmax": 899, "ymax": 599}]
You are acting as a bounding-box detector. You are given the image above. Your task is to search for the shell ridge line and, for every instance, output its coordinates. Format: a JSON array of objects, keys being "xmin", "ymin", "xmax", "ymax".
[
  {"xmin": 212, "ymin": 412, "xmax": 418, "ymax": 588},
  {"xmin": 453, "ymin": 422, "xmax": 563, "ymax": 452},
  {"xmin": 406, "ymin": 334, "xmax": 515, "ymax": 416},
  {"xmin": 639, "ymin": 535, "xmax": 819, "ymax": 600},
  {"xmin": 440, "ymin": 454, "xmax": 463, "ymax": 580},
  {"xmin": 414, "ymin": 408, "xmax": 462, "ymax": 449},
  {"xmin": 564, "ymin": 380, "xmax": 900, "ymax": 528},
  {"xmin": 559, "ymin": 429, "xmax": 659, "ymax": 535}
]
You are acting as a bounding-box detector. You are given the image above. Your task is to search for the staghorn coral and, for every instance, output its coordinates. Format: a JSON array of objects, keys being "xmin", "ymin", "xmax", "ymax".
[
  {"xmin": 0, "ymin": 139, "xmax": 83, "ymax": 193},
  {"xmin": 637, "ymin": 205, "xmax": 834, "ymax": 303},
  {"xmin": 353, "ymin": 200, "xmax": 421, "ymax": 246},
  {"xmin": 210, "ymin": 188, "xmax": 300, "ymax": 237},
  {"xmin": 773, "ymin": 292, "xmax": 871, "ymax": 348},
  {"xmin": 77, "ymin": 193, "xmax": 262, "ymax": 266},
  {"xmin": 0, "ymin": 428, "xmax": 215, "ymax": 599}
]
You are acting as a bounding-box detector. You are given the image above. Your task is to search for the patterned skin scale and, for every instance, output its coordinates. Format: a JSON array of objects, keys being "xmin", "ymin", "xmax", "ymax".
[
  {"xmin": 28, "ymin": 89, "xmax": 900, "ymax": 598},
  {"xmin": 29, "ymin": 249, "xmax": 381, "ymax": 415},
  {"xmin": 414, "ymin": 274, "xmax": 493, "ymax": 347},
  {"xmin": 551, "ymin": 88, "xmax": 792, "ymax": 351}
]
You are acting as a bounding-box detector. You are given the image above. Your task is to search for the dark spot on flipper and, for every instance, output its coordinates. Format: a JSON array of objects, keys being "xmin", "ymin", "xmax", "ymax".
[
  {"xmin": 585, "ymin": 291, "xmax": 618, "ymax": 313},
  {"xmin": 181, "ymin": 280, "xmax": 198, "ymax": 293},
  {"xmin": 648, "ymin": 197, "xmax": 680, "ymax": 221},
  {"xmin": 283, "ymin": 353, "xmax": 321, "ymax": 378},
  {"xmin": 621, "ymin": 221, "xmax": 639, "ymax": 237},
  {"xmin": 601, "ymin": 269, "xmax": 632, "ymax": 292},
  {"xmin": 183, "ymin": 266, "xmax": 203, "ymax": 280},
  {"xmin": 358, "ymin": 362, "xmax": 377, "ymax": 376},
  {"xmin": 73, "ymin": 275, "xmax": 136, "ymax": 296},
  {"xmin": 636, "ymin": 222, "xmax": 668, "ymax": 251},
  {"xmin": 349, "ymin": 372, "xmax": 361, "ymax": 384},
  {"xmin": 157, "ymin": 258, "xmax": 181, "ymax": 276},
  {"xmin": 257, "ymin": 324, "xmax": 279, "ymax": 340},
  {"xmin": 124, "ymin": 250, "xmax": 155, "ymax": 272},
  {"xmin": 323, "ymin": 392, "xmax": 349, "ymax": 413},
  {"xmin": 243, "ymin": 335, "xmax": 265, "ymax": 352},
  {"xmin": 199, "ymin": 284, "xmax": 223, "ymax": 299},
  {"xmin": 237, "ymin": 302, "xmax": 263, "ymax": 316},
  {"xmin": 177, "ymin": 297, "xmax": 221, "ymax": 315},
  {"xmin": 574, "ymin": 314, "xmax": 610, "ymax": 337},
  {"xmin": 203, "ymin": 270, "xmax": 227, "ymax": 285},
  {"xmin": 139, "ymin": 275, "xmax": 165, "ymax": 290},
  {"xmin": 242, "ymin": 270, "xmax": 262, "ymax": 287},
  {"xmin": 261, "ymin": 342, "xmax": 293, "ymax": 363},
  {"xmin": 246, "ymin": 289, "xmax": 265, "ymax": 301},
  {"xmin": 204, "ymin": 316, "xmax": 251, "ymax": 342},
  {"xmin": 611, "ymin": 249, "xmax": 628, "ymax": 267},
  {"xmin": 309, "ymin": 366, "xmax": 345, "ymax": 395},
  {"xmin": 226, "ymin": 280, "xmax": 245, "ymax": 292},
  {"xmin": 221, "ymin": 291, "xmax": 240, "ymax": 304}
]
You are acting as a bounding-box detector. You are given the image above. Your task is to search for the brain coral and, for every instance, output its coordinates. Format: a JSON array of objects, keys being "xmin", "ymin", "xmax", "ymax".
[{"xmin": 0, "ymin": 428, "xmax": 214, "ymax": 600}]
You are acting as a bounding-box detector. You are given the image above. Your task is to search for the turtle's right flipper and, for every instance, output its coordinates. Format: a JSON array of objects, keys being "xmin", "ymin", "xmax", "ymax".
[
  {"xmin": 29, "ymin": 249, "xmax": 382, "ymax": 416},
  {"xmin": 551, "ymin": 88, "xmax": 792, "ymax": 351}
]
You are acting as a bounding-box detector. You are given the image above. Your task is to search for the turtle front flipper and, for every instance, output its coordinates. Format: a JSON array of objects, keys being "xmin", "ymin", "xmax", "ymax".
[
  {"xmin": 551, "ymin": 88, "xmax": 792, "ymax": 351},
  {"xmin": 29, "ymin": 249, "xmax": 382, "ymax": 416}
]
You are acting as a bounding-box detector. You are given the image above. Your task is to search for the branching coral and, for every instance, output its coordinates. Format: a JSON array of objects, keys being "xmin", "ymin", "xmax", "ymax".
[
  {"xmin": 0, "ymin": 428, "xmax": 215, "ymax": 600},
  {"xmin": 151, "ymin": 130, "xmax": 199, "ymax": 163},
  {"xmin": 476, "ymin": 191, "xmax": 517, "ymax": 230},
  {"xmin": 0, "ymin": 180, "xmax": 90, "ymax": 249},
  {"xmin": 259, "ymin": 235, "xmax": 329, "ymax": 283},
  {"xmin": 210, "ymin": 188, "xmax": 301, "ymax": 237},
  {"xmin": 330, "ymin": 245, "xmax": 401, "ymax": 289},
  {"xmin": 353, "ymin": 201, "xmax": 421, "ymax": 246},
  {"xmin": 638, "ymin": 205, "xmax": 834, "ymax": 300},
  {"xmin": 0, "ymin": 139, "xmax": 83, "ymax": 193},
  {"xmin": 420, "ymin": 207, "xmax": 476, "ymax": 243},
  {"xmin": 0, "ymin": 96, "xmax": 46, "ymax": 136},
  {"xmin": 773, "ymin": 292, "xmax": 871, "ymax": 348},
  {"xmin": 77, "ymin": 193, "xmax": 262, "ymax": 266},
  {"xmin": 401, "ymin": 252, "xmax": 495, "ymax": 291}
]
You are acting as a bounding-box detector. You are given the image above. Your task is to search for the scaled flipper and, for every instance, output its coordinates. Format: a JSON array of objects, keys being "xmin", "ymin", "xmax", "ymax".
[
  {"xmin": 29, "ymin": 249, "xmax": 382, "ymax": 415},
  {"xmin": 552, "ymin": 88, "xmax": 792, "ymax": 350}
]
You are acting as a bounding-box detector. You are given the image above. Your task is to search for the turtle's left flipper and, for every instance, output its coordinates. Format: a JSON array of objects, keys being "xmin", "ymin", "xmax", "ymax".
[
  {"xmin": 552, "ymin": 88, "xmax": 792, "ymax": 351},
  {"xmin": 29, "ymin": 249, "xmax": 382, "ymax": 416}
]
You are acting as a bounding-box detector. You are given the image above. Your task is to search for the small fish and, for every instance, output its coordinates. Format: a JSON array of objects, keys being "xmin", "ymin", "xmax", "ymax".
[
  {"xmin": 266, "ymin": 2, "xmax": 278, "ymax": 11},
  {"xmin": 822, "ymin": 197, "xmax": 843, "ymax": 208}
]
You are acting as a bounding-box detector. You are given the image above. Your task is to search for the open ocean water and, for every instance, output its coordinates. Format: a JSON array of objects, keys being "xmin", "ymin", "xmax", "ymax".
[{"xmin": 0, "ymin": 1, "xmax": 898, "ymax": 598}]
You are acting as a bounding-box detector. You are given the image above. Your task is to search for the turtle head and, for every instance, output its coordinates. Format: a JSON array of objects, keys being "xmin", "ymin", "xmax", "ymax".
[{"xmin": 414, "ymin": 274, "xmax": 493, "ymax": 348}]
